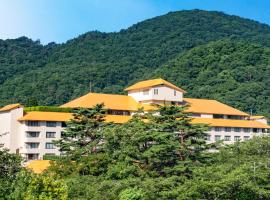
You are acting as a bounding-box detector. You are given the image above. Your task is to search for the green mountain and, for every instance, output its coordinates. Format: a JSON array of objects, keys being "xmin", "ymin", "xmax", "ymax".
[{"xmin": 0, "ymin": 10, "xmax": 270, "ymax": 116}]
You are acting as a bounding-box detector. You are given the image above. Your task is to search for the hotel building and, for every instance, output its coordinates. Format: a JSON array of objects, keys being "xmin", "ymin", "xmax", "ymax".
[{"xmin": 0, "ymin": 78, "xmax": 269, "ymax": 161}]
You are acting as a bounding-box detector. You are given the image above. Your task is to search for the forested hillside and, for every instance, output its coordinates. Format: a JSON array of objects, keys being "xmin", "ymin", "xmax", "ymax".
[
  {"xmin": 0, "ymin": 10, "xmax": 270, "ymax": 116},
  {"xmin": 153, "ymin": 40, "xmax": 270, "ymax": 118}
]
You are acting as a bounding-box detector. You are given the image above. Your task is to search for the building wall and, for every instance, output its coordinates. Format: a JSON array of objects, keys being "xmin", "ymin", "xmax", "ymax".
[
  {"xmin": 128, "ymin": 86, "xmax": 183, "ymax": 103},
  {"xmin": 10, "ymin": 108, "xmax": 24, "ymax": 153},
  {"xmin": 0, "ymin": 107, "xmax": 23, "ymax": 152},
  {"xmin": 201, "ymin": 114, "xmax": 213, "ymax": 118},
  {"xmin": 206, "ymin": 127, "xmax": 265, "ymax": 144},
  {"xmin": 252, "ymin": 118, "xmax": 268, "ymax": 125},
  {"xmin": 0, "ymin": 111, "xmax": 11, "ymax": 149},
  {"xmin": 19, "ymin": 121, "xmax": 63, "ymax": 160}
]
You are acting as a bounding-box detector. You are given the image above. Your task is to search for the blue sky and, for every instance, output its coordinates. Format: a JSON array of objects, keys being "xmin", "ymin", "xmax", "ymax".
[{"xmin": 1, "ymin": 0, "xmax": 270, "ymax": 44}]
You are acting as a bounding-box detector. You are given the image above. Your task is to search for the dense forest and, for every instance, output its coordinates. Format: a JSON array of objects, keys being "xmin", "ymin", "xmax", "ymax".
[
  {"xmin": 2, "ymin": 105, "xmax": 270, "ymax": 199},
  {"xmin": 0, "ymin": 10, "xmax": 270, "ymax": 117}
]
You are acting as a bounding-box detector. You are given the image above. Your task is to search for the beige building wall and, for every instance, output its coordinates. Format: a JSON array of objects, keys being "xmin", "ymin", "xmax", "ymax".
[
  {"xmin": 128, "ymin": 86, "xmax": 183, "ymax": 103},
  {"xmin": 0, "ymin": 107, "xmax": 23, "ymax": 152}
]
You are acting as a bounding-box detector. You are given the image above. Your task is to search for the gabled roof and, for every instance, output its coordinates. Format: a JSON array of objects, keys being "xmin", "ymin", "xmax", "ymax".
[
  {"xmin": 184, "ymin": 98, "xmax": 249, "ymax": 116},
  {"xmin": 250, "ymin": 116, "xmax": 266, "ymax": 120},
  {"xmin": 191, "ymin": 118, "xmax": 270, "ymax": 129},
  {"xmin": 0, "ymin": 103, "xmax": 21, "ymax": 112},
  {"xmin": 124, "ymin": 78, "xmax": 187, "ymax": 93},
  {"xmin": 18, "ymin": 111, "xmax": 131, "ymax": 124},
  {"xmin": 61, "ymin": 93, "xmax": 139, "ymax": 111}
]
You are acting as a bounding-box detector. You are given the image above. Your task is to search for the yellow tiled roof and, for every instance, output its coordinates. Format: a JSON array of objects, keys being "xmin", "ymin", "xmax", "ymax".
[
  {"xmin": 191, "ymin": 118, "xmax": 270, "ymax": 129},
  {"xmin": 18, "ymin": 111, "xmax": 131, "ymax": 124},
  {"xmin": 61, "ymin": 93, "xmax": 139, "ymax": 111},
  {"xmin": 0, "ymin": 103, "xmax": 21, "ymax": 112},
  {"xmin": 105, "ymin": 115, "xmax": 132, "ymax": 123},
  {"xmin": 124, "ymin": 78, "xmax": 187, "ymax": 93},
  {"xmin": 26, "ymin": 160, "xmax": 51, "ymax": 174},
  {"xmin": 250, "ymin": 115, "xmax": 265, "ymax": 119},
  {"xmin": 18, "ymin": 111, "xmax": 73, "ymax": 122},
  {"xmin": 184, "ymin": 98, "xmax": 249, "ymax": 116}
]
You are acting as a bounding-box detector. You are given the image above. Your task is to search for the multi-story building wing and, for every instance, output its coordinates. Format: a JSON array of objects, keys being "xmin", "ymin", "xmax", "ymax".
[{"xmin": 0, "ymin": 78, "xmax": 269, "ymax": 161}]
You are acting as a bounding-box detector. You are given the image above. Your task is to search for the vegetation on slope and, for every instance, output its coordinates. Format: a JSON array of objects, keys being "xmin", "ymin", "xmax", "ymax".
[
  {"xmin": 153, "ymin": 39, "xmax": 270, "ymax": 118},
  {"xmin": 0, "ymin": 10, "xmax": 270, "ymax": 117}
]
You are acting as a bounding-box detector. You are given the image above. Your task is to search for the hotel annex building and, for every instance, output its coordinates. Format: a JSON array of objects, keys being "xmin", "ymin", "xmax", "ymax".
[{"xmin": 0, "ymin": 78, "xmax": 269, "ymax": 161}]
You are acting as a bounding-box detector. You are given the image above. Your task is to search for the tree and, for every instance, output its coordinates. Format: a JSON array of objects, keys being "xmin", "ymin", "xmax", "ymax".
[
  {"xmin": 24, "ymin": 174, "xmax": 68, "ymax": 200},
  {"xmin": 105, "ymin": 105, "xmax": 209, "ymax": 178},
  {"xmin": 55, "ymin": 104, "xmax": 107, "ymax": 159},
  {"xmin": 0, "ymin": 148, "xmax": 22, "ymax": 199}
]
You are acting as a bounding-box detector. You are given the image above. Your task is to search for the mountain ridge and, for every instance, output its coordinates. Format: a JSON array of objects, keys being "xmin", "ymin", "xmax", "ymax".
[{"xmin": 0, "ymin": 10, "xmax": 270, "ymax": 117}]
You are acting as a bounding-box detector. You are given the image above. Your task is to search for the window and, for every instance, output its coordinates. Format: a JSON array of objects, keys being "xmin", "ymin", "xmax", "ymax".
[
  {"xmin": 26, "ymin": 143, "xmax": 39, "ymax": 149},
  {"xmin": 174, "ymin": 90, "xmax": 177, "ymax": 96},
  {"xmin": 244, "ymin": 128, "xmax": 250, "ymax": 133},
  {"xmin": 46, "ymin": 121, "xmax": 57, "ymax": 127},
  {"xmin": 214, "ymin": 127, "xmax": 222, "ymax": 132},
  {"xmin": 234, "ymin": 127, "xmax": 241, "ymax": 132},
  {"xmin": 191, "ymin": 113, "xmax": 201, "ymax": 118},
  {"xmin": 143, "ymin": 89, "xmax": 149, "ymax": 95},
  {"xmin": 228, "ymin": 115, "xmax": 243, "ymax": 120},
  {"xmin": 234, "ymin": 136, "xmax": 241, "ymax": 141},
  {"xmin": 61, "ymin": 122, "xmax": 67, "ymax": 127},
  {"xmin": 244, "ymin": 136, "xmax": 250, "ymax": 141},
  {"xmin": 224, "ymin": 136, "xmax": 231, "ymax": 141},
  {"xmin": 153, "ymin": 88, "xmax": 158, "ymax": 95},
  {"xmin": 26, "ymin": 132, "xmax": 40, "ymax": 138},
  {"xmin": 46, "ymin": 132, "xmax": 56, "ymax": 138},
  {"xmin": 205, "ymin": 135, "xmax": 211, "ymax": 141},
  {"xmin": 107, "ymin": 110, "xmax": 131, "ymax": 116},
  {"xmin": 26, "ymin": 154, "xmax": 39, "ymax": 161},
  {"xmin": 225, "ymin": 127, "xmax": 231, "ymax": 132},
  {"xmin": 26, "ymin": 121, "xmax": 39, "ymax": 127},
  {"xmin": 215, "ymin": 135, "xmax": 221, "ymax": 141},
  {"xmin": 45, "ymin": 143, "xmax": 55, "ymax": 149},
  {"xmin": 61, "ymin": 131, "xmax": 65, "ymax": 138},
  {"xmin": 213, "ymin": 114, "xmax": 224, "ymax": 119},
  {"xmin": 253, "ymin": 128, "xmax": 258, "ymax": 133}
]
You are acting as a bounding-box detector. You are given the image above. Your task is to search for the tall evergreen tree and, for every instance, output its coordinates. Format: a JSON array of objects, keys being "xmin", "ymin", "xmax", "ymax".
[
  {"xmin": 105, "ymin": 105, "xmax": 209, "ymax": 178},
  {"xmin": 55, "ymin": 104, "xmax": 107, "ymax": 159}
]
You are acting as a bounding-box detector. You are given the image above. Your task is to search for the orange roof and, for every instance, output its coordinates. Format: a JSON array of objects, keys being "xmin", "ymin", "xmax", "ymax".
[
  {"xmin": 184, "ymin": 98, "xmax": 249, "ymax": 116},
  {"xmin": 191, "ymin": 118, "xmax": 270, "ymax": 129},
  {"xmin": 61, "ymin": 93, "xmax": 139, "ymax": 111},
  {"xmin": 105, "ymin": 115, "xmax": 132, "ymax": 123},
  {"xmin": 18, "ymin": 111, "xmax": 131, "ymax": 124},
  {"xmin": 250, "ymin": 116, "xmax": 265, "ymax": 119},
  {"xmin": 124, "ymin": 78, "xmax": 187, "ymax": 93},
  {"xmin": 18, "ymin": 111, "xmax": 73, "ymax": 122},
  {"xmin": 26, "ymin": 160, "xmax": 51, "ymax": 173},
  {"xmin": 139, "ymin": 104, "xmax": 158, "ymax": 111},
  {"xmin": 0, "ymin": 103, "xmax": 21, "ymax": 112}
]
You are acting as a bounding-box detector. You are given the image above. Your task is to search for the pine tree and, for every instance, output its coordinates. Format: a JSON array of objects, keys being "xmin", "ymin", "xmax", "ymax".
[
  {"xmin": 55, "ymin": 104, "xmax": 107, "ymax": 159},
  {"xmin": 105, "ymin": 105, "xmax": 209, "ymax": 178}
]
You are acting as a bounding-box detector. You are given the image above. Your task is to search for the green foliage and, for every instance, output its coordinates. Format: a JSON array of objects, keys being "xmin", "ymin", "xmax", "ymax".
[
  {"xmin": 24, "ymin": 174, "xmax": 68, "ymax": 200},
  {"xmin": 62, "ymin": 137, "xmax": 270, "ymax": 199},
  {"xmin": 24, "ymin": 106, "xmax": 73, "ymax": 113},
  {"xmin": 119, "ymin": 188, "xmax": 145, "ymax": 200},
  {"xmin": 2, "ymin": 108, "xmax": 270, "ymax": 199},
  {"xmin": 154, "ymin": 39, "xmax": 270, "ymax": 118},
  {"xmin": 54, "ymin": 104, "xmax": 107, "ymax": 158},
  {"xmin": 1, "ymin": 10, "xmax": 270, "ymax": 118},
  {"xmin": 103, "ymin": 105, "xmax": 208, "ymax": 178},
  {"xmin": 0, "ymin": 148, "xmax": 22, "ymax": 199}
]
